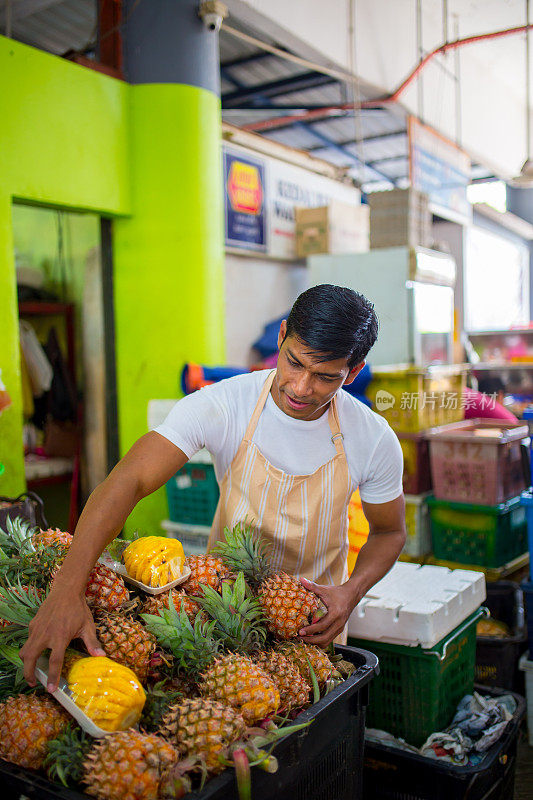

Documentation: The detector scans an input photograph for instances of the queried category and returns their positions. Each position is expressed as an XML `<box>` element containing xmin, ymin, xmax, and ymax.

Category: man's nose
<box><xmin>293</xmin><ymin>372</ymin><xmax>312</xmax><ymax>397</ymax></box>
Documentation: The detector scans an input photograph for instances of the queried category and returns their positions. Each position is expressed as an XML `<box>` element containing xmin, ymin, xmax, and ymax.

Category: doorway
<box><xmin>12</xmin><ymin>203</ymin><xmax>117</xmax><ymax>531</ymax></box>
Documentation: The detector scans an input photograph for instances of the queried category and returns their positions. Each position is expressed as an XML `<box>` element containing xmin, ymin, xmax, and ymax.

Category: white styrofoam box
<box><xmin>347</xmin><ymin>561</ymin><xmax>486</xmax><ymax>648</ymax></box>
<box><xmin>161</xmin><ymin>519</ymin><xmax>210</xmax><ymax>555</ymax></box>
<box><xmin>519</xmin><ymin>652</ymin><xmax>533</xmax><ymax>746</ymax></box>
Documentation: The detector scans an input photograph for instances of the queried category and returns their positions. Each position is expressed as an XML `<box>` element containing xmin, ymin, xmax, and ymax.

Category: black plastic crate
<box><xmin>475</xmin><ymin>581</ymin><xmax>528</xmax><ymax>692</ymax></box>
<box><xmin>0</xmin><ymin>645</ymin><xmax>378</xmax><ymax>800</ymax></box>
<box><xmin>362</xmin><ymin>685</ymin><xmax>526</xmax><ymax>800</ymax></box>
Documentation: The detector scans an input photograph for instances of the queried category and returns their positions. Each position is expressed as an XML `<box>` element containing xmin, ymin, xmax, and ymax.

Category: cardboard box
<box><xmin>295</xmin><ymin>202</ymin><xmax>369</xmax><ymax>258</ymax></box>
<box><xmin>369</xmin><ymin>188</ymin><xmax>432</xmax><ymax>249</ymax></box>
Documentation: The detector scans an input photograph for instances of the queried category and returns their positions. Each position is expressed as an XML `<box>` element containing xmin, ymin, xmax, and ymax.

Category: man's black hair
<box><xmin>284</xmin><ymin>284</ymin><xmax>378</xmax><ymax>369</ymax></box>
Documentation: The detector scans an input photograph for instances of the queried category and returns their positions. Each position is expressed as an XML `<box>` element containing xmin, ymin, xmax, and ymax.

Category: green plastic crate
<box><xmin>428</xmin><ymin>495</ymin><xmax>527</xmax><ymax>568</ymax></box>
<box><xmin>348</xmin><ymin>608</ymin><xmax>483</xmax><ymax>747</ymax></box>
<box><xmin>165</xmin><ymin>462</ymin><xmax>219</xmax><ymax>527</ymax></box>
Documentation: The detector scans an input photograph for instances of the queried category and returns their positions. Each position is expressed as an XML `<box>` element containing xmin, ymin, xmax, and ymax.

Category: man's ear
<box><xmin>277</xmin><ymin>320</ymin><xmax>287</xmax><ymax>350</ymax></box>
<box><xmin>344</xmin><ymin>361</ymin><xmax>366</xmax><ymax>386</ymax></box>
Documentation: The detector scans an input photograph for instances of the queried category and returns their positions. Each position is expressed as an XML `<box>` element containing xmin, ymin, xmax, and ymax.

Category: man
<box><xmin>21</xmin><ymin>284</ymin><xmax>406</xmax><ymax>692</ymax></box>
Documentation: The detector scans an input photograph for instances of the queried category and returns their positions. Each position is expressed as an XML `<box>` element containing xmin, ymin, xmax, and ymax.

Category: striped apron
<box><xmin>208</xmin><ymin>370</ymin><xmax>353</xmax><ymax>642</ymax></box>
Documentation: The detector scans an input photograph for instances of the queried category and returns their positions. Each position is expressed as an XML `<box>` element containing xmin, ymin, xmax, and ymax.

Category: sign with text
<box><xmin>224</xmin><ymin>149</ymin><xmax>266</xmax><ymax>252</ymax></box>
<box><xmin>409</xmin><ymin>117</ymin><xmax>471</xmax><ymax>225</ymax></box>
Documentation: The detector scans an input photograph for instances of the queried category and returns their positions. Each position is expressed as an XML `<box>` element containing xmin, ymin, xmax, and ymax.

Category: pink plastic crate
<box><xmin>426</xmin><ymin>419</ymin><xmax>529</xmax><ymax>505</ymax></box>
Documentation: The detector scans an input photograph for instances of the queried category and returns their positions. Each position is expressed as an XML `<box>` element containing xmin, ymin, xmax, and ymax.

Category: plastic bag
<box><xmin>19</xmin><ymin>321</ymin><xmax>53</xmax><ymax>397</ymax></box>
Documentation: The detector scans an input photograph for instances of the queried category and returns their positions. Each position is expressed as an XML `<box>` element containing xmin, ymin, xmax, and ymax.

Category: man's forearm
<box><xmin>345</xmin><ymin>529</ymin><xmax>405</xmax><ymax>603</ymax></box>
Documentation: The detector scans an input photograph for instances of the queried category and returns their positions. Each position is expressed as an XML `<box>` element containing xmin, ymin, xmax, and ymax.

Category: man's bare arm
<box><xmin>20</xmin><ymin>431</ymin><xmax>188</xmax><ymax>690</ymax></box>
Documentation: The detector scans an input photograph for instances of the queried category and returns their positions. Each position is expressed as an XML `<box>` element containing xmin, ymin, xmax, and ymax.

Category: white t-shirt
<box><xmin>154</xmin><ymin>370</ymin><xmax>403</xmax><ymax>504</ymax></box>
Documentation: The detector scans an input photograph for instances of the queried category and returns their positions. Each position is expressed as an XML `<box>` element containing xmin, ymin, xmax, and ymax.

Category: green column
<box><xmin>114</xmin><ymin>1</ymin><xmax>225</xmax><ymax>536</ymax></box>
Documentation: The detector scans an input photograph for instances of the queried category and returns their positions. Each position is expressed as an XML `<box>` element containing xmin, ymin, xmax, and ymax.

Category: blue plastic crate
<box><xmin>520</xmin><ymin>489</ymin><xmax>533</xmax><ymax>579</ymax></box>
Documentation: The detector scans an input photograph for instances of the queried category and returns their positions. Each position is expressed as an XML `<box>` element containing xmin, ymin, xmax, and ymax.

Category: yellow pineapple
<box><xmin>161</xmin><ymin>697</ymin><xmax>246</xmax><ymax>775</ymax></box>
<box><xmin>85</xmin><ymin>563</ymin><xmax>129</xmax><ymax>611</ymax></box>
<box><xmin>0</xmin><ymin>693</ymin><xmax>70</xmax><ymax>769</ymax></box>
<box><xmin>183</xmin><ymin>553</ymin><xmax>233</xmax><ymax>596</ymax></box>
<box><xmin>213</xmin><ymin>523</ymin><xmax>325</xmax><ymax>639</ymax></box>
<box><xmin>83</xmin><ymin>729</ymin><xmax>179</xmax><ymax>800</ymax></box>
<box><xmin>94</xmin><ymin>612</ymin><xmax>156</xmax><ymax>683</ymax></box>
<box><xmin>254</xmin><ymin>649</ymin><xmax>311</xmax><ymax>713</ymax></box>
<box><xmin>123</xmin><ymin>536</ymin><xmax>185</xmax><ymax>587</ymax></box>
<box><xmin>66</xmin><ymin>656</ymin><xmax>146</xmax><ymax>732</ymax></box>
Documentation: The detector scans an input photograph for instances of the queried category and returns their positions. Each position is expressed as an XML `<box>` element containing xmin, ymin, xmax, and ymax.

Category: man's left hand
<box><xmin>298</xmin><ymin>577</ymin><xmax>360</xmax><ymax>646</ymax></box>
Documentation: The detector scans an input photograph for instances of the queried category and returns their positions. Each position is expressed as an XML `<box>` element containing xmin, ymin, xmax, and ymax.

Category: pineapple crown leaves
<box><xmin>212</xmin><ymin>522</ymin><xmax>273</xmax><ymax>588</ymax></box>
<box><xmin>44</xmin><ymin>723</ymin><xmax>92</xmax><ymax>787</ymax></box>
<box><xmin>0</xmin><ymin>516</ymin><xmax>37</xmax><ymax>558</ymax></box>
<box><xmin>0</xmin><ymin>580</ymin><xmax>44</xmax><ymax>644</ymax></box>
<box><xmin>196</xmin><ymin>572</ymin><xmax>268</xmax><ymax>654</ymax></box>
<box><xmin>0</xmin><ymin>642</ymin><xmax>28</xmax><ymax>701</ymax></box>
<box><xmin>142</xmin><ymin>597</ymin><xmax>221</xmax><ymax>675</ymax></box>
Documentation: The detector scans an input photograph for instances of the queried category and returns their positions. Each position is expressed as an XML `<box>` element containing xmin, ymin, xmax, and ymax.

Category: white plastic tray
<box><xmin>98</xmin><ymin>549</ymin><xmax>191</xmax><ymax>595</ymax></box>
<box><xmin>347</xmin><ymin>561</ymin><xmax>486</xmax><ymax>648</ymax></box>
<box><xmin>35</xmin><ymin>655</ymin><xmax>110</xmax><ymax>737</ymax></box>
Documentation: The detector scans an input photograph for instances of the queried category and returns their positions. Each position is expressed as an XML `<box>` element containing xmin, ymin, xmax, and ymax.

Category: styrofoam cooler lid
<box><xmin>348</xmin><ymin>561</ymin><xmax>486</xmax><ymax>648</ymax></box>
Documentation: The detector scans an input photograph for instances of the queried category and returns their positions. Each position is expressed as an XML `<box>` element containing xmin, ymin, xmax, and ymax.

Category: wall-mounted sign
<box><xmin>409</xmin><ymin>117</ymin><xmax>471</xmax><ymax>225</ymax></box>
<box><xmin>224</xmin><ymin>149</ymin><xmax>266</xmax><ymax>252</ymax></box>
<box><xmin>223</xmin><ymin>143</ymin><xmax>361</xmax><ymax>259</ymax></box>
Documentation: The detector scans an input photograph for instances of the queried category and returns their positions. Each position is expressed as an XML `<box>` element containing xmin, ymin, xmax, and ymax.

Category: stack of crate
<box><xmin>368</xmin><ymin>364</ymin><xmax>468</xmax><ymax>559</ymax></box>
<box><xmin>368</xmin><ymin>188</ymin><xmax>432</xmax><ymax>249</ymax></box>
<box><xmin>425</xmin><ymin>420</ymin><xmax>530</xmax><ymax>577</ymax></box>
<box><xmin>347</xmin><ymin>561</ymin><xmax>486</xmax><ymax>745</ymax></box>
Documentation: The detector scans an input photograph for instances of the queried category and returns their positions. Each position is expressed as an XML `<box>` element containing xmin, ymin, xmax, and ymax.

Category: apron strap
<box><xmin>245</xmin><ymin>370</ymin><xmax>346</xmax><ymax>458</ymax></box>
<box><xmin>328</xmin><ymin>394</ymin><xmax>346</xmax><ymax>457</ymax></box>
<box><xmin>243</xmin><ymin>370</ymin><xmax>276</xmax><ymax>443</ymax></box>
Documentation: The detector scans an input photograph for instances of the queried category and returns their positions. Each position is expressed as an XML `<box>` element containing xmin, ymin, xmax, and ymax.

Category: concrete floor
<box><xmin>515</xmin><ymin>729</ymin><xmax>533</xmax><ymax>800</ymax></box>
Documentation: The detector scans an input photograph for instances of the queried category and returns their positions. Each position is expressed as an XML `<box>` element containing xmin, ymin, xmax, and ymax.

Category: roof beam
<box><xmin>222</xmin><ymin>71</ymin><xmax>337</xmax><ymax>108</ymax></box>
<box><xmin>306</xmin><ymin>129</ymin><xmax>407</xmax><ymax>151</ymax></box>
<box><xmin>293</xmin><ymin>122</ymin><xmax>395</xmax><ymax>186</ymax></box>
<box><xmin>221</xmin><ymin>50</ymin><xmax>276</xmax><ymax>70</ymax></box>
<box><xmin>0</xmin><ymin>0</ymin><xmax>63</xmax><ymax>24</ymax></box>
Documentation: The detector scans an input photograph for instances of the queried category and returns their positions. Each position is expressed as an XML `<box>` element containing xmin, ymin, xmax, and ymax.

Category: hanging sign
<box><xmin>409</xmin><ymin>117</ymin><xmax>471</xmax><ymax>224</ymax></box>
<box><xmin>224</xmin><ymin>148</ymin><xmax>267</xmax><ymax>252</ymax></box>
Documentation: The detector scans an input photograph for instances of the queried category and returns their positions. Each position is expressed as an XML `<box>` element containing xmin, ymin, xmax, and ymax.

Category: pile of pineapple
<box><xmin>0</xmin><ymin>518</ymin><xmax>354</xmax><ymax>800</ymax></box>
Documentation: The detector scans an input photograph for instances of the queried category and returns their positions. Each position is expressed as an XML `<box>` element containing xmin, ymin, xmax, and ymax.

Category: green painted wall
<box><xmin>0</xmin><ymin>35</ymin><xmax>225</xmax><ymax>536</ymax></box>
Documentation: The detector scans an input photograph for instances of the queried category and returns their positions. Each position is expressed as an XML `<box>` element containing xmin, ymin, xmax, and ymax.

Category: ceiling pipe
<box><xmin>242</xmin><ymin>23</ymin><xmax>533</xmax><ymax>133</ymax></box>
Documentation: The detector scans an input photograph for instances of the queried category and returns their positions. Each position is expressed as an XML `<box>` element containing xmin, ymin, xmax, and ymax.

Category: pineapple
<box><xmin>32</xmin><ymin>527</ymin><xmax>73</xmax><ymax>550</ymax></box>
<box><xmin>183</xmin><ymin>553</ymin><xmax>233</xmax><ymax>596</ymax></box>
<box><xmin>254</xmin><ymin>649</ymin><xmax>310</xmax><ymax>713</ymax></box>
<box><xmin>276</xmin><ymin>640</ymin><xmax>338</xmax><ymax>688</ymax></box>
<box><xmin>82</xmin><ymin>729</ymin><xmax>179</xmax><ymax>800</ymax></box>
<box><xmin>44</xmin><ymin>723</ymin><xmax>91</xmax><ymax>787</ymax></box>
<box><xmin>141</xmin><ymin>589</ymin><xmax>203</xmax><ymax>625</ymax></box>
<box><xmin>143</xmin><ymin>604</ymin><xmax>279</xmax><ymax>725</ymax></box>
<box><xmin>161</xmin><ymin>697</ymin><xmax>246</xmax><ymax>775</ymax></box>
<box><xmin>123</xmin><ymin>536</ymin><xmax>185</xmax><ymax>587</ymax></box>
<box><xmin>85</xmin><ymin>563</ymin><xmax>129</xmax><ymax>611</ymax></box>
<box><xmin>94</xmin><ymin>611</ymin><xmax>156</xmax><ymax>682</ymax></box>
<box><xmin>66</xmin><ymin>656</ymin><xmax>146</xmax><ymax>732</ymax></box>
<box><xmin>0</xmin><ymin>693</ymin><xmax>70</xmax><ymax>769</ymax></box>
<box><xmin>213</xmin><ymin>522</ymin><xmax>325</xmax><ymax>639</ymax></box>
<box><xmin>199</xmin><ymin>653</ymin><xmax>280</xmax><ymax>724</ymax></box>
<box><xmin>0</xmin><ymin>517</ymin><xmax>64</xmax><ymax>589</ymax></box>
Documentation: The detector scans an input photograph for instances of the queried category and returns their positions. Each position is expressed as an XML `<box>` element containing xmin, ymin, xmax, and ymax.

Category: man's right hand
<box><xmin>19</xmin><ymin>588</ymin><xmax>105</xmax><ymax>692</ymax></box>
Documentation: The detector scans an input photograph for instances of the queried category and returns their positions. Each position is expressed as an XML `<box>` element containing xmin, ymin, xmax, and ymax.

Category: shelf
<box><xmin>472</xmin><ymin>362</ymin><xmax>533</xmax><ymax>371</ymax></box>
<box><xmin>19</xmin><ymin>301</ymin><xmax>72</xmax><ymax>316</ymax></box>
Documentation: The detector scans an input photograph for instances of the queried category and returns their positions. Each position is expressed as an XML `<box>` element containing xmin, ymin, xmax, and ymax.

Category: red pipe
<box><xmin>243</xmin><ymin>24</ymin><xmax>533</xmax><ymax>133</ymax></box>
